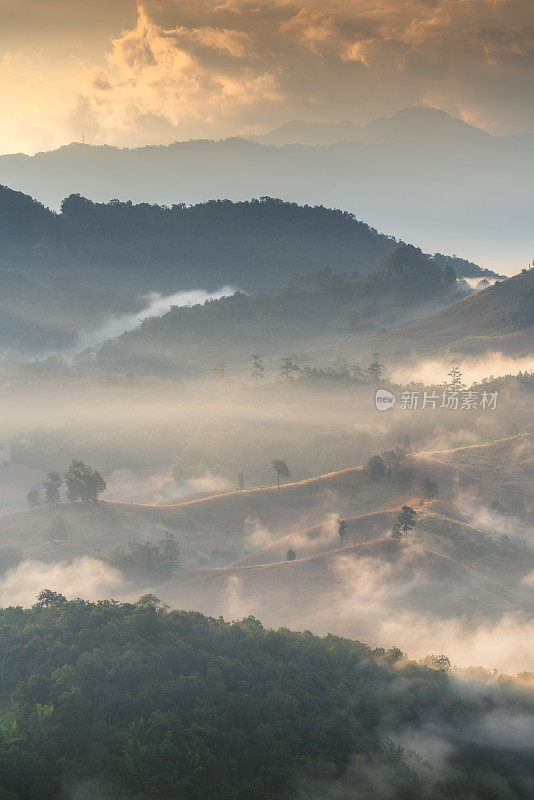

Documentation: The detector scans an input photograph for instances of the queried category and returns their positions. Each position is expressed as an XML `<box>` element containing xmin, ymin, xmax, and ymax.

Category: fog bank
<box><xmin>76</xmin><ymin>286</ymin><xmax>236</xmax><ymax>353</ymax></box>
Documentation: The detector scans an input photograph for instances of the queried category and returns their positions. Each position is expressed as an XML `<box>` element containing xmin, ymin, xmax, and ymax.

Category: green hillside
<box><xmin>0</xmin><ymin>186</ymin><xmax>486</xmax><ymax>293</ymax></box>
<box><xmin>371</xmin><ymin>269</ymin><xmax>534</xmax><ymax>359</ymax></box>
<box><xmin>93</xmin><ymin>262</ymin><xmax>533</xmax><ymax>379</ymax></box>
<box><xmin>1</xmin><ymin>598</ymin><xmax>533</xmax><ymax>800</ymax></box>
<box><xmin>0</xmin><ymin>189</ymin><xmax>394</xmax><ymax>291</ymax></box>
<box><xmin>94</xmin><ymin>246</ymin><xmax>462</xmax><ymax>376</ymax></box>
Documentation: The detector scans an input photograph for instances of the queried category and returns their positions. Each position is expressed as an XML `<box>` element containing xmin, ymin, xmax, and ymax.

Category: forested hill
<box><xmin>0</xmin><ymin>595</ymin><xmax>533</xmax><ymax>800</ymax></box>
<box><xmin>0</xmin><ymin>113</ymin><xmax>528</xmax><ymax>268</ymax></box>
<box><xmin>95</xmin><ymin>245</ymin><xmax>465</xmax><ymax>376</ymax></box>
<box><xmin>0</xmin><ymin>187</ymin><xmax>491</xmax><ymax>292</ymax></box>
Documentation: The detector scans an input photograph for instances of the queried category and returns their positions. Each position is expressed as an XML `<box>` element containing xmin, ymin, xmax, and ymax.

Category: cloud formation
<box><xmin>1</xmin><ymin>0</ymin><xmax>534</xmax><ymax>152</ymax></box>
<box><xmin>0</xmin><ymin>557</ymin><xmax>131</xmax><ymax>607</ymax></box>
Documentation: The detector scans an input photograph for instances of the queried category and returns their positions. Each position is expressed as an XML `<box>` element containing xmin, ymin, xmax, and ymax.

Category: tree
<box><xmin>382</xmin><ymin>448</ymin><xmax>405</xmax><ymax>477</ymax></box>
<box><xmin>280</xmin><ymin>356</ymin><xmax>299</xmax><ymax>382</ymax></box>
<box><xmin>251</xmin><ymin>354</ymin><xmax>265</xmax><ymax>384</ymax></box>
<box><xmin>160</xmin><ymin>532</ymin><xmax>180</xmax><ymax>570</ymax></box>
<box><xmin>447</xmin><ymin>365</ymin><xmax>465</xmax><ymax>390</ymax></box>
<box><xmin>237</xmin><ymin>471</ymin><xmax>245</xmax><ymax>490</ymax></box>
<box><xmin>364</xmin><ymin>455</ymin><xmax>386</xmax><ymax>481</ymax></box>
<box><xmin>27</xmin><ymin>489</ymin><xmax>40</xmax><ymax>510</ymax></box>
<box><xmin>421</xmin><ymin>653</ymin><xmax>451</xmax><ymax>671</ymax></box>
<box><xmin>136</xmin><ymin>593</ymin><xmax>163</xmax><ymax>610</ymax></box>
<box><xmin>272</xmin><ymin>459</ymin><xmax>290</xmax><ymax>488</ymax></box>
<box><xmin>0</xmin><ymin>593</ymin><xmax>526</xmax><ymax>798</ymax></box>
<box><xmin>286</xmin><ymin>548</ymin><xmax>296</xmax><ymax>563</ymax></box>
<box><xmin>36</xmin><ymin>589</ymin><xmax>67</xmax><ymax>607</ymax></box>
<box><xmin>366</xmin><ymin>353</ymin><xmax>383</xmax><ymax>382</ymax></box>
<box><xmin>397</xmin><ymin>505</ymin><xmax>417</xmax><ymax>537</ymax></box>
<box><xmin>376</xmin><ymin>244</ymin><xmax>452</xmax><ymax>298</ymax></box>
<box><xmin>128</xmin><ymin>541</ymin><xmax>165</xmax><ymax>573</ymax></box>
<box><xmin>64</xmin><ymin>460</ymin><xmax>106</xmax><ymax>504</ymax></box>
<box><xmin>421</xmin><ymin>477</ymin><xmax>438</xmax><ymax>501</ymax></box>
<box><xmin>43</xmin><ymin>471</ymin><xmax>62</xmax><ymax>505</ymax></box>
<box><xmin>337</xmin><ymin>518</ymin><xmax>348</xmax><ymax>548</ymax></box>
<box><xmin>391</xmin><ymin>522</ymin><xmax>403</xmax><ymax>540</ymax></box>
<box><xmin>94</xmin><ymin>539</ymin><xmax>177</xmax><ymax>579</ymax></box>
<box><xmin>441</xmin><ymin>263</ymin><xmax>457</xmax><ymax>284</ymax></box>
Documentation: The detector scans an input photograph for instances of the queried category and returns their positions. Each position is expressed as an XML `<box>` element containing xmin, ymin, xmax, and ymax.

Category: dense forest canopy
<box><xmin>0</xmin><ymin>270</ymin><xmax>140</xmax><ymax>353</ymax></box>
<box><xmin>0</xmin><ymin>596</ymin><xmax>533</xmax><ymax>800</ymax></box>
<box><xmin>95</xmin><ymin>245</ymin><xmax>464</xmax><ymax>376</ymax></box>
<box><xmin>0</xmin><ymin>187</ymin><xmax>492</xmax><ymax>292</ymax></box>
<box><xmin>0</xmin><ymin>120</ymin><xmax>530</xmax><ymax>271</ymax></box>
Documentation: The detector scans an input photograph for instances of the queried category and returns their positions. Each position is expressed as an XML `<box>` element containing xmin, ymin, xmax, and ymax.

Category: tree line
<box><xmin>93</xmin><ymin>532</ymin><xmax>180</xmax><ymax>579</ymax></box>
<box><xmin>27</xmin><ymin>460</ymin><xmax>106</xmax><ymax>509</ymax></box>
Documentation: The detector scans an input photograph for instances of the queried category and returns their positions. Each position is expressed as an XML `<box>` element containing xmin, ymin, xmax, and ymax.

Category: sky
<box><xmin>0</xmin><ymin>0</ymin><xmax>533</xmax><ymax>154</ymax></box>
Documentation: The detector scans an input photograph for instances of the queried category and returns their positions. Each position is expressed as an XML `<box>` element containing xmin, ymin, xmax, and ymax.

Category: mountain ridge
<box><xmin>244</xmin><ymin>106</ymin><xmax>495</xmax><ymax>147</ymax></box>
<box><xmin>0</xmin><ymin>186</ymin><xmax>493</xmax><ymax>296</ymax></box>
<box><xmin>0</xmin><ymin>110</ymin><xmax>528</xmax><ymax>270</ymax></box>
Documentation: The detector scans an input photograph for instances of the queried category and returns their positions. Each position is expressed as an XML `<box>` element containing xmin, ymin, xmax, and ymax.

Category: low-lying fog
<box><xmin>74</xmin><ymin>285</ymin><xmax>236</xmax><ymax>355</ymax></box>
<box><xmin>0</xmin><ymin>363</ymin><xmax>531</xmax><ymax>511</ymax></box>
<box><xmin>391</xmin><ymin>353</ymin><xmax>534</xmax><ymax>386</ymax></box>
<box><xmin>0</xmin><ymin>354</ymin><xmax>531</xmax><ymax>677</ymax></box>
<box><xmin>1</xmin><ymin>548</ymin><xmax>533</xmax><ymax>674</ymax></box>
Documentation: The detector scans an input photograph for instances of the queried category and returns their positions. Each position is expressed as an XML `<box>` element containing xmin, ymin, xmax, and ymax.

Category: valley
<box><xmin>2</xmin><ymin>6</ymin><xmax>534</xmax><ymax>797</ymax></box>
<box><xmin>2</xmin><ymin>435</ymin><xmax>533</xmax><ymax>669</ymax></box>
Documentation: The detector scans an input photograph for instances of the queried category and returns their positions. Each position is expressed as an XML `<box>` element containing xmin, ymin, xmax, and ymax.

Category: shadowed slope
<box><xmin>365</xmin><ymin>271</ymin><xmax>534</xmax><ymax>360</ymax></box>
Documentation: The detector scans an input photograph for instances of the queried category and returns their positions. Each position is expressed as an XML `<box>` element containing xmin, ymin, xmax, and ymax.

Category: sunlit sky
<box><xmin>1</xmin><ymin>0</ymin><xmax>533</xmax><ymax>154</ymax></box>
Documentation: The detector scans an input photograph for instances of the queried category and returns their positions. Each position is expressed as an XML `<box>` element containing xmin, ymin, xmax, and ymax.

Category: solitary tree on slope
<box><xmin>272</xmin><ymin>459</ymin><xmax>290</xmax><ymax>489</ymax></box>
<box><xmin>421</xmin><ymin>477</ymin><xmax>438</xmax><ymax>501</ymax></box>
<box><xmin>398</xmin><ymin>505</ymin><xmax>417</xmax><ymax>538</ymax></box>
<box><xmin>27</xmin><ymin>489</ymin><xmax>40</xmax><ymax>511</ymax></box>
<box><xmin>338</xmin><ymin>518</ymin><xmax>348</xmax><ymax>548</ymax></box>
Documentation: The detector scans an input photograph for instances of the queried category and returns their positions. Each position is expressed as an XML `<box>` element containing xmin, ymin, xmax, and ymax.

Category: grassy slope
<box><xmin>177</xmin><ymin>537</ymin><xmax>534</xmax><ymax>628</ymax></box>
<box><xmin>0</xmin><ymin>466</ymin><xmax>395</xmax><ymax>565</ymax></box>
<box><xmin>1</xmin><ymin>436</ymin><xmax>533</xmax><ymax>624</ymax></box>
<box><xmin>329</xmin><ymin>270</ymin><xmax>534</xmax><ymax>365</ymax></box>
<box><xmin>425</xmin><ymin>433</ymin><xmax>534</xmax><ymax>489</ymax></box>
<box><xmin>0</xmin><ymin>445</ymin><xmax>507</xmax><ymax>565</ymax></box>
<box><xmin>385</xmin><ymin>270</ymin><xmax>534</xmax><ymax>357</ymax></box>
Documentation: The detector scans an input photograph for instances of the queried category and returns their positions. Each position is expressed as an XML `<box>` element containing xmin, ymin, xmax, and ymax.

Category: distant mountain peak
<box><xmin>363</xmin><ymin>105</ymin><xmax>493</xmax><ymax>144</ymax></box>
<box><xmin>241</xmin><ymin>106</ymin><xmax>493</xmax><ymax>148</ymax></box>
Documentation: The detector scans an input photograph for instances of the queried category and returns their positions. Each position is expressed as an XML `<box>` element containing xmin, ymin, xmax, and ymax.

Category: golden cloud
<box><xmin>0</xmin><ymin>0</ymin><xmax>533</xmax><ymax>152</ymax></box>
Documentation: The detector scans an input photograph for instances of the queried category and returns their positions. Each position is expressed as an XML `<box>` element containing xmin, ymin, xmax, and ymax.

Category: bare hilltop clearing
<box><xmin>2</xmin><ymin>435</ymin><xmax>532</xmax><ymax>626</ymax></box>
<box><xmin>325</xmin><ymin>270</ymin><xmax>534</xmax><ymax>371</ymax></box>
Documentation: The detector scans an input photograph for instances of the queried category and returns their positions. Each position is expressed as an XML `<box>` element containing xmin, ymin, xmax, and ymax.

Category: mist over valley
<box><xmin>0</xmin><ymin>34</ymin><xmax>533</xmax><ymax>799</ymax></box>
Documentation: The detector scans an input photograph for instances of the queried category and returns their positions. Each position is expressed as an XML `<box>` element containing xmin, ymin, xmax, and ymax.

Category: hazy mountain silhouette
<box><xmin>0</xmin><ymin>107</ymin><xmax>529</xmax><ymax>272</ymax></box>
<box><xmin>93</xmin><ymin>245</ymin><xmax>469</xmax><ymax>377</ymax></box>
<box><xmin>0</xmin><ymin>186</ymin><xmax>492</xmax><ymax>292</ymax></box>
<box><xmin>245</xmin><ymin>119</ymin><xmax>364</xmax><ymax>146</ymax></box>
<box><xmin>245</xmin><ymin>106</ymin><xmax>493</xmax><ymax>147</ymax></box>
